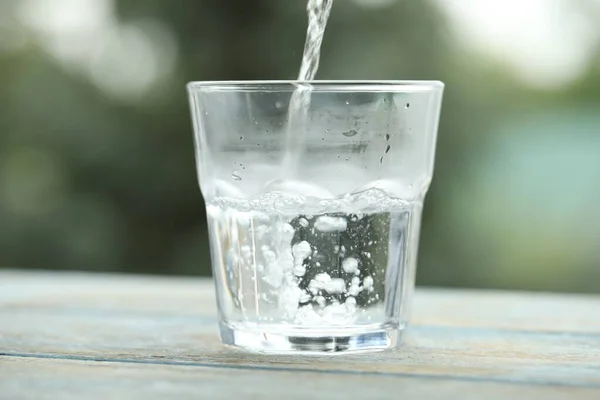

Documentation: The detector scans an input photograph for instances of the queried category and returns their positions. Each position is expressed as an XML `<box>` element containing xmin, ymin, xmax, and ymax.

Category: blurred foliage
<box><xmin>0</xmin><ymin>0</ymin><xmax>599</xmax><ymax>293</ymax></box>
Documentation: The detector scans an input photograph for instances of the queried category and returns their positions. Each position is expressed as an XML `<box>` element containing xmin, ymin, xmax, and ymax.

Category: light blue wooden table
<box><xmin>1</xmin><ymin>269</ymin><xmax>599</xmax><ymax>399</ymax></box>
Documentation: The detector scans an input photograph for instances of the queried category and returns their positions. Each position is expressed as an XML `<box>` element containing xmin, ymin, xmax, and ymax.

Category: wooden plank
<box><xmin>1</xmin><ymin>356</ymin><xmax>597</xmax><ymax>400</ymax></box>
<box><xmin>2</xmin><ymin>269</ymin><xmax>600</xmax><ymax>332</ymax></box>
<box><xmin>0</xmin><ymin>269</ymin><xmax>216</xmax><ymax>314</ymax></box>
<box><xmin>1</xmin><ymin>269</ymin><xmax>600</xmax><ymax>399</ymax></box>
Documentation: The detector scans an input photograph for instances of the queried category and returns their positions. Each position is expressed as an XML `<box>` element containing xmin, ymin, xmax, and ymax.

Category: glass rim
<box><xmin>187</xmin><ymin>80</ymin><xmax>444</xmax><ymax>93</ymax></box>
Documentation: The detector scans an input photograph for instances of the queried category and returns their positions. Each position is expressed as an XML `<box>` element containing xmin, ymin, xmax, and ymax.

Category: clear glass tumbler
<box><xmin>187</xmin><ymin>81</ymin><xmax>444</xmax><ymax>353</ymax></box>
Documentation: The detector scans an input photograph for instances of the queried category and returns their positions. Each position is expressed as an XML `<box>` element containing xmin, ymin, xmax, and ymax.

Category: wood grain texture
<box><xmin>1</xmin><ymin>269</ymin><xmax>600</xmax><ymax>399</ymax></box>
<box><xmin>2</xmin><ymin>357</ymin><xmax>598</xmax><ymax>400</ymax></box>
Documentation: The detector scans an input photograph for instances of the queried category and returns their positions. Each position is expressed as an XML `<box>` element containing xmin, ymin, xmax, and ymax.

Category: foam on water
<box><xmin>210</xmin><ymin>187</ymin><xmax>411</xmax><ymax>215</ymax></box>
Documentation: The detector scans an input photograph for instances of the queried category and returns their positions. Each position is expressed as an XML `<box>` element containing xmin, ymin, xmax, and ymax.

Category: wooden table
<box><xmin>1</xmin><ymin>269</ymin><xmax>599</xmax><ymax>399</ymax></box>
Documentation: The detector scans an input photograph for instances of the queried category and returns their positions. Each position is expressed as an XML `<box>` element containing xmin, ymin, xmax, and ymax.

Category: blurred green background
<box><xmin>1</xmin><ymin>0</ymin><xmax>599</xmax><ymax>293</ymax></box>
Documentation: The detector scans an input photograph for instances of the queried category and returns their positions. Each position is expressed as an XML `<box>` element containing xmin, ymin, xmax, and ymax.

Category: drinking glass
<box><xmin>187</xmin><ymin>81</ymin><xmax>444</xmax><ymax>353</ymax></box>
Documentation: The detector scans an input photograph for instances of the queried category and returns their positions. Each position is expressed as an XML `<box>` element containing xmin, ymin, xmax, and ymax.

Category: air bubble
<box><xmin>232</xmin><ymin>171</ymin><xmax>242</xmax><ymax>181</ymax></box>
<box><xmin>298</xmin><ymin>218</ymin><xmax>309</xmax><ymax>228</ymax></box>
<box><xmin>342</xmin><ymin>129</ymin><xmax>358</xmax><ymax>137</ymax></box>
<box><xmin>385</xmin><ymin>134</ymin><xmax>390</xmax><ymax>141</ymax></box>
<box><xmin>380</xmin><ymin>156</ymin><xmax>384</xmax><ymax>164</ymax></box>
<box><xmin>405</xmin><ymin>103</ymin><xmax>410</xmax><ymax>109</ymax></box>
<box><xmin>240</xmin><ymin>136</ymin><xmax>244</xmax><ymax>140</ymax></box>
<box><xmin>385</xmin><ymin>144</ymin><xmax>391</xmax><ymax>154</ymax></box>
<box><xmin>345</xmin><ymin>101</ymin><xmax>350</xmax><ymax>105</ymax></box>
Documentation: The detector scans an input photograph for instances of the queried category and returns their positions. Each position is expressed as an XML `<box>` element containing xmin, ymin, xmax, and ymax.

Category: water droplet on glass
<box><xmin>405</xmin><ymin>103</ymin><xmax>410</xmax><ymax>109</ymax></box>
<box><xmin>384</xmin><ymin>108</ymin><xmax>387</xmax><ymax>112</ymax></box>
<box><xmin>265</xmin><ymin>129</ymin><xmax>269</xmax><ymax>133</ymax></box>
<box><xmin>379</xmin><ymin>156</ymin><xmax>384</xmax><ymax>164</ymax></box>
<box><xmin>275</xmin><ymin>101</ymin><xmax>283</xmax><ymax>109</ymax></box>
<box><xmin>240</xmin><ymin>136</ymin><xmax>244</xmax><ymax>140</ymax></box>
<box><xmin>385</xmin><ymin>134</ymin><xmax>390</xmax><ymax>141</ymax></box>
<box><xmin>326</xmin><ymin>129</ymin><xmax>330</xmax><ymax>133</ymax></box>
<box><xmin>342</xmin><ymin>129</ymin><xmax>358</xmax><ymax>137</ymax></box>
<box><xmin>385</xmin><ymin>144</ymin><xmax>391</xmax><ymax>154</ymax></box>
<box><xmin>345</xmin><ymin>101</ymin><xmax>350</xmax><ymax>105</ymax></box>
<box><xmin>337</xmin><ymin>155</ymin><xmax>340</xmax><ymax>159</ymax></box>
<box><xmin>383</xmin><ymin>98</ymin><xmax>387</xmax><ymax>103</ymax></box>
<box><xmin>345</xmin><ymin>157</ymin><xmax>349</xmax><ymax>161</ymax></box>
<box><xmin>232</xmin><ymin>171</ymin><xmax>242</xmax><ymax>181</ymax></box>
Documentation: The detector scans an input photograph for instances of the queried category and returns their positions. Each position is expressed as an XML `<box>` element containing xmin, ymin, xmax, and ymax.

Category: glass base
<box><xmin>219</xmin><ymin>322</ymin><xmax>401</xmax><ymax>354</ymax></box>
